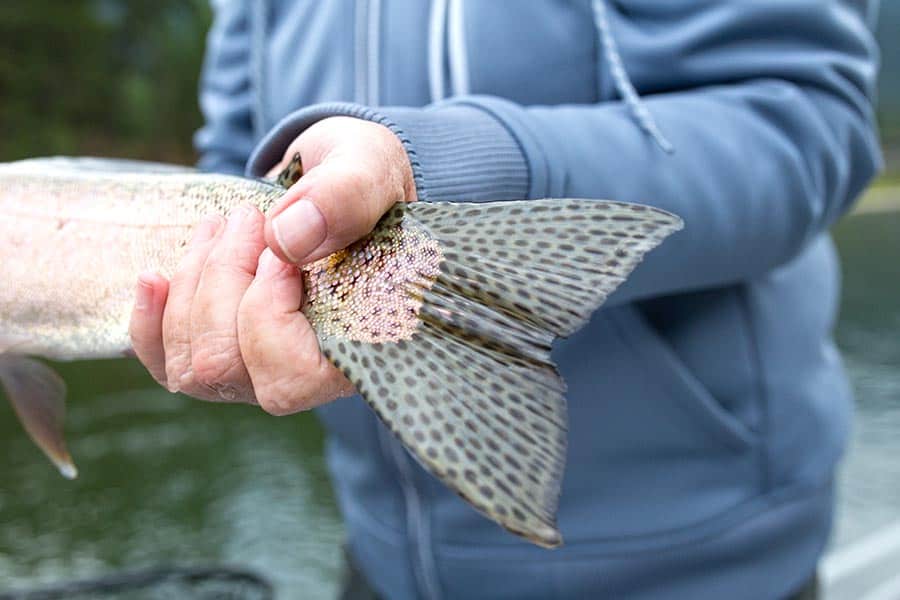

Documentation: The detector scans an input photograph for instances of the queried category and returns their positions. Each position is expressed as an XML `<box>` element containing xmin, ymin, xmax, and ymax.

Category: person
<box><xmin>127</xmin><ymin>1</ymin><xmax>882</xmax><ymax>598</ymax></box>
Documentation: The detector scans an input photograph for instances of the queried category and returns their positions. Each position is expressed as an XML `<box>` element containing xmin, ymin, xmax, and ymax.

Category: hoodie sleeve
<box><xmin>247</xmin><ymin>1</ymin><xmax>882</xmax><ymax>305</ymax></box>
<box><xmin>193</xmin><ymin>1</ymin><xmax>257</xmax><ymax>176</ymax></box>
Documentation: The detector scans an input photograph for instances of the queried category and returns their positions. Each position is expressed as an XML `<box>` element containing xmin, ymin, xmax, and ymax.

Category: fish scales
<box><xmin>302</xmin><ymin>208</ymin><xmax>444</xmax><ymax>343</ymax></box>
<box><xmin>0</xmin><ymin>156</ymin><xmax>683</xmax><ymax>548</ymax></box>
<box><xmin>0</xmin><ymin>165</ymin><xmax>283</xmax><ymax>359</ymax></box>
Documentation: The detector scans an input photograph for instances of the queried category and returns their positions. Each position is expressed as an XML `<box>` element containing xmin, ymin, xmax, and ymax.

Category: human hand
<box><xmin>264</xmin><ymin>116</ymin><xmax>417</xmax><ymax>264</ymax></box>
<box><xmin>128</xmin><ymin>116</ymin><xmax>416</xmax><ymax>414</ymax></box>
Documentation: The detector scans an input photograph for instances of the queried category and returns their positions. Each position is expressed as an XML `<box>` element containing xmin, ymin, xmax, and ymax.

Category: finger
<box><xmin>189</xmin><ymin>205</ymin><xmax>266</xmax><ymax>403</ymax></box>
<box><xmin>264</xmin><ymin>161</ymin><xmax>385</xmax><ymax>265</ymax></box>
<box><xmin>162</xmin><ymin>214</ymin><xmax>223</xmax><ymax>396</ymax></box>
<box><xmin>129</xmin><ymin>272</ymin><xmax>170</xmax><ymax>386</ymax></box>
<box><xmin>238</xmin><ymin>249</ymin><xmax>353</xmax><ymax>416</ymax></box>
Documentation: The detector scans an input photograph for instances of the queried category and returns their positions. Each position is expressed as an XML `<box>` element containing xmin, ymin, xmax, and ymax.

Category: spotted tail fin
<box><xmin>319</xmin><ymin>198</ymin><xmax>682</xmax><ymax>547</ymax></box>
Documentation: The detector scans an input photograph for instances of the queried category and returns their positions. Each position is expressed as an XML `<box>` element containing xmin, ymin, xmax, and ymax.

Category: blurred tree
<box><xmin>0</xmin><ymin>0</ymin><xmax>211</xmax><ymax>163</ymax></box>
<box><xmin>0</xmin><ymin>2</ymin><xmax>896</xmax><ymax>168</ymax></box>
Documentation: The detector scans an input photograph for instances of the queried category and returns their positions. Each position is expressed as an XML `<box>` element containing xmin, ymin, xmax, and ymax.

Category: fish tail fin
<box><xmin>320</xmin><ymin>198</ymin><xmax>682</xmax><ymax>547</ymax></box>
<box><xmin>0</xmin><ymin>356</ymin><xmax>77</xmax><ymax>479</ymax></box>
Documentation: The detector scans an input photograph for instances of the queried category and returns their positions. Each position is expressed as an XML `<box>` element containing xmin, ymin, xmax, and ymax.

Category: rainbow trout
<box><xmin>0</xmin><ymin>155</ymin><xmax>682</xmax><ymax>547</ymax></box>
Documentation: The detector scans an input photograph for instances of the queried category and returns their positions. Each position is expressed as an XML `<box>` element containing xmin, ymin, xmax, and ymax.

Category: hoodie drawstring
<box><xmin>355</xmin><ymin>0</ymin><xmax>382</xmax><ymax>106</ymax></box>
<box><xmin>447</xmin><ymin>0</ymin><xmax>471</xmax><ymax>96</ymax></box>
<box><xmin>427</xmin><ymin>0</ymin><xmax>674</xmax><ymax>153</ymax></box>
<box><xmin>429</xmin><ymin>0</ymin><xmax>470</xmax><ymax>100</ymax></box>
<box><xmin>428</xmin><ymin>0</ymin><xmax>448</xmax><ymax>102</ymax></box>
<box><xmin>592</xmin><ymin>0</ymin><xmax>674</xmax><ymax>153</ymax></box>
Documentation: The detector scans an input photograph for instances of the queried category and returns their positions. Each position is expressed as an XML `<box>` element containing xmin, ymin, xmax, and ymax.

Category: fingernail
<box><xmin>135</xmin><ymin>273</ymin><xmax>155</xmax><ymax>310</ymax></box>
<box><xmin>192</xmin><ymin>215</ymin><xmax>222</xmax><ymax>245</ymax></box>
<box><xmin>226</xmin><ymin>205</ymin><xmax>253</xmax><ymax>234</ymax></box>
<box><xmin>256</xmin><ymin>248</ymin><xmax>281</xmax><ymax>278</ymax></box>
<box><xmin>271</xmin><ymin>199</ymin><xmax>326</xmax><ymax>263</ymax></box>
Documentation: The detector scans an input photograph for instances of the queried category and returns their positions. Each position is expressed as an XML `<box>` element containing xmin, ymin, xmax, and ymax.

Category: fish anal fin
<box><xmin>0</xmin><ymin>356</ymin><xmax>77</xmax><ymax>479</ymax></box>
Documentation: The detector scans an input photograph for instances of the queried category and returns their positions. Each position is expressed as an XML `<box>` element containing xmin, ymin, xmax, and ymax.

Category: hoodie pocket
<box><xmin>611</xmin><ymin>304</ymin><xmax>759</xmax><ymax>452</ymax></box>
<box><xmin>534</xmin><ymin>301</ymin><xmax>767</xmax><ymax>546</ymax></box>
<box><xmin>430</xmin><ymin>298</ymin><xmax>768</xmax><ymax>548</ymax></box>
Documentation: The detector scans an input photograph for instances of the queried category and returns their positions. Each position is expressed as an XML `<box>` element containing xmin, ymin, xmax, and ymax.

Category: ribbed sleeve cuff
<box><xmin>246</xmin><ymin>101</ymin><xmax>529</xmax><ymax>203</ymax></box>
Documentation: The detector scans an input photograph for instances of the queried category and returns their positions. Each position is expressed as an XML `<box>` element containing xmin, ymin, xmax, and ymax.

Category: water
<box><xmin>831</xmin><ymin>208</ymin><xmax>900</xmax><ymax>547</ymax></box>
<box><xmin>0</xmin><ymin>207</ymin><xmax>897</xmax><ymax>599</ymax></box>
<box><xmin>0</xmin><ymin>363</ymin><xmax>346</xmax><ymax>598</ymax></box>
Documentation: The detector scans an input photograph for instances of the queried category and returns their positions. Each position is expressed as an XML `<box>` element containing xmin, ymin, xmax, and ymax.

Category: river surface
<box><xmin>0</xmin><ymin>206</ymin><xmax>897</xmax><ymax>599</ymax></box>
<box><xmin>831</xmin><ymin>207</ymin><xmax>900</xmax><ymax>547</ymax></box>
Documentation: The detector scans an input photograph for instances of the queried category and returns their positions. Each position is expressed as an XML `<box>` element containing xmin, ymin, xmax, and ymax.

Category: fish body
<box><xmin>0</xmin><ymin>156</ymin><xmax>683</xmax><ymax>547</ymax></box>
<box><xmin>0</xmin><ymin>159</ymin><xmax>283</xmax><ymax>359</ymax></box>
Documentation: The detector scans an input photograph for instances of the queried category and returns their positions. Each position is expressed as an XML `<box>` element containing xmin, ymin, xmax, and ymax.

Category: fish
<box><xmin>0</xmin><ymin>154</ymin><xmax>683</xmax><ymax>548</ymax></box>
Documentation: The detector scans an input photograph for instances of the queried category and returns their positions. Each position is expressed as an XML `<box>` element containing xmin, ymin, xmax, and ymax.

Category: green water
<box><xmin>0</xmin><ymin>210</ymin><xmax>897</xmax><ymax>599</ymax></box>
<box><xmin>0</xmin><ymin>362</ymin><xmax>345</xmax><ymax>598</ymax></box>
<box><xmin>832</xmin><ymin>209</ymin><xmax>900</xmax><ymax>547</ymax></box>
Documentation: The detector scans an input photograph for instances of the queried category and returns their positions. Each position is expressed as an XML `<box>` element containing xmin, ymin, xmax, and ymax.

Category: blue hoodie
<box><xmin>195</xmin><ymin>2</ymin><xmax>882</xmax><ymax>598</ymax></box>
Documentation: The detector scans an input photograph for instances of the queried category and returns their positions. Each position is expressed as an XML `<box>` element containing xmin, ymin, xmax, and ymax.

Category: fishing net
<box><xmin>0</xmin><ymin>566</ymin><xmax>274</xmax><ymax>600</ymax></box>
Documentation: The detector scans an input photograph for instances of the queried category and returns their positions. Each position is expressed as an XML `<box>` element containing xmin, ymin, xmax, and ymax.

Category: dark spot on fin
<box><xmin>407</xmin><ymin>198</ymin><xmax>683</xmax><ymax>337</ymax></box>
<box><xmin>320</xmin><ymin>333</ymin><xmax>566</xmax><ymax>549</ymax></box>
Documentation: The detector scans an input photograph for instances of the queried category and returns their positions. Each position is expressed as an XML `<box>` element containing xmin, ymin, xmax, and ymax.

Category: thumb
<box><xmin>264</xmin><ymin>162</ymin><xmax>391</xmax><ymax>265</ymax></box>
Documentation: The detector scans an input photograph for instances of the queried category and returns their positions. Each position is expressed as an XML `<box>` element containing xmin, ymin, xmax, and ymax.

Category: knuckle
<box><xmin>256</xmin><ymin>378</ymin><xmax>315</xmax><ymax>416</ymax></box>
<box><xmin>255</xmin><ymin>390</ymin><xmax>292</xmax><ymax>416</ymax></box>
<box><xmin>257</xmin><ymin>400</ymin><xmax>288</xmax><ymax>416</ymax></box>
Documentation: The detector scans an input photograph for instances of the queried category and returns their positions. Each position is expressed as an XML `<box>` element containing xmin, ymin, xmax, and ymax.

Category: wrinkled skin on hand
<box><xmin>129</xmin><ymin>117</ymin><xmax>417</xmax><ymax>415</ymax></box>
